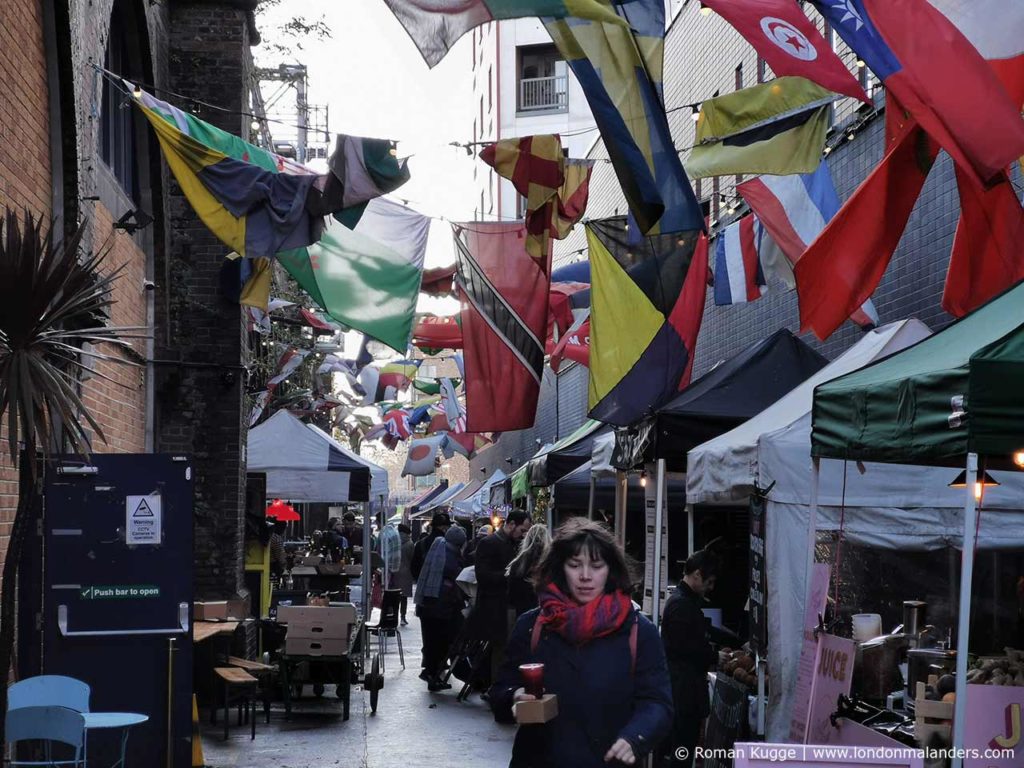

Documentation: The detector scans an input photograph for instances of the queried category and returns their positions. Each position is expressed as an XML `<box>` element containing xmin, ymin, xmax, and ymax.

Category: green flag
<box><xmin>278</xmin><ymin>198</ymin><xmax>429</xmax><ymax>353</ymax></box>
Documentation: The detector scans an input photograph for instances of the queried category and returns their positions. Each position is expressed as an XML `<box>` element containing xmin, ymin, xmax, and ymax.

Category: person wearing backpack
<box><xmin>489</xmin><ymin>518</ymin><xmax>673</xmax><ymax>767</ymax></box>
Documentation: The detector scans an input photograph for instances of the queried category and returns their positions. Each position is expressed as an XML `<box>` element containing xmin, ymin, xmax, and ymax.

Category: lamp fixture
<box><xmin>949</xmin><ymin>469</ymin><xmax>999</xmax><ymax>501</ymax></box>
<box><xmin>112</xmin><ymin>208</ymin><xmax>153</xmax><ymax>235</ymax></box>
<box><xmin>1014</xmin><ymin>450</ymin><xmax>1024</xmax><ymax>468</ymax></box>
<box><xmin>691</xmin><ymin>105</ymin><xmax>701</xmax><ymax>121</ymax></box>
<box><xmin>640</xmin><ymin>470</ymin><xmax>647</xmax><ymax>488</ymax></box>
<box><xmin>699</xmin><ymin>4</ymin><xmax>713</xmax><ymax>16</ymax></box>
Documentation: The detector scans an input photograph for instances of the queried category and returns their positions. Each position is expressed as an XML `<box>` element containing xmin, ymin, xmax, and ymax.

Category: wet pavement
<box><xmin>201</xmin><ymin>617</ymin><xmax>514</xmax><ymax>768</ymax></box>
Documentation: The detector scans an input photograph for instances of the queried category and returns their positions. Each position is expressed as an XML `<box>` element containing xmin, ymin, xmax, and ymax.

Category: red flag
<box><xmin>811</xmin><ymin>0</ymin><xmax>1024</xmax><ymax>187</ymax></box>
<box><xmin>420</xmin><ymin>264</ymin><xmax>456</xmax><ymax>296</ymax></box>
<box><xmin>455</xmin><ymin>222</ymin><xmax>551</xmax><ymax>432</ymax></box>
<box><xmin>412</xmin><ymin>315</ymin><xmax>463</xmax><ymax>350</ymax></box>
<box><xmin>667</xmin><ymin>232</ymin><xmax>710</xmax><ymax>388</ymax></box>
<box><xmin>795</xmin><ymin>100</ymin><xmax>939</xmax><ymax>340</ymax></box>
<box><xmin>702</xmin><ymin>0</ymin><xmax>868</xmax><ymax>103</ymax></box>
<box><xmin>942</xmin><ymin>169</ymin><xmax>1024</xmax><ymax>317</ymax></box>
<box><xmin>548</xmin><ymin>315</ymin><xmax>590</xmax><ymax>373</ymax></box>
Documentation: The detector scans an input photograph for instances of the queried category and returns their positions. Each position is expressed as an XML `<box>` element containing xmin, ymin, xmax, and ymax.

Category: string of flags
<box><xmin>101</xmin><ymin>0</ymin><xmax>1024</xmax><ymax>468</ymax></box>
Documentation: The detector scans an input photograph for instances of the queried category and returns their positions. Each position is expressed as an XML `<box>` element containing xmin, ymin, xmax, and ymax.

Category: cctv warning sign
<box><xmin>126</xmin><ymin>494</ymin><xmax>162</xmax><ymax>545</ymax></box>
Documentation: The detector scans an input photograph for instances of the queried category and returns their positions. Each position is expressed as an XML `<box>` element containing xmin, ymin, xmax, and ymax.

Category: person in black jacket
<box><xmin>414</xmin><ymin>525</ymin><xmax>467</xmax><ymax>691</ymax></box>
<box><xmin>412</xmin><ymin>512</ymin><xmax>451</xmax><ymax>581</ymax></box>
<box><xmin>490</xmin><ymin>518</ymin><xmax>673</xmax><ymax>767</ymax></box>
<box><xmin>661</xmin><ymin>549</ymin><xmax>721</xmax><ymax>767</ymax></box>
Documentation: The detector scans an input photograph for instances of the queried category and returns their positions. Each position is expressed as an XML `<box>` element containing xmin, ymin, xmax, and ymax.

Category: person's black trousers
<box><xmin>666</xmin><ymin>716</ymin><xmax>700</xmax><ymax>767</ymax></box>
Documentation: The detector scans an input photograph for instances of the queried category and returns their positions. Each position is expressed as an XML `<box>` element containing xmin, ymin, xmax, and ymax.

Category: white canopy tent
<box><xmin>454</xmin><ymin>469</ymin><xmax>506</xmax><ymax>518</ymax></box>
<box><xmin>684</xmin><ymin>320</ymin><xmax>1024</xmax><ymax>740</ymax></box>
<box><xmin>306</xmin><ymin>423</ymin><xmax>388</xmax><ymax>500</ymax></box>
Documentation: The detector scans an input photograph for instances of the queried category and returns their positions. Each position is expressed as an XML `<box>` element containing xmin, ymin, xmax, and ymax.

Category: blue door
<box><xmin>38</xmin><ymin>454</ymin><xmax>193</xmax><ymax>768</ymax></box>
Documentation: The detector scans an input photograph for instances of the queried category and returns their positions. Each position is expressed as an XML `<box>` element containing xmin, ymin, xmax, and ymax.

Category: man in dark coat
<box><xmin>661</xmin><ymin>549</ymin><xmax>721</xmax><ymax>767</ymax></box>
<box><xmin>471</xmin><ymin>509</ymin><xmax>531</xmax><ymax>680</ymax></box>
<box><xmin>412</xmin><ymin>512</ymin><xmax>451</xmax><ymax>581</ymax></box>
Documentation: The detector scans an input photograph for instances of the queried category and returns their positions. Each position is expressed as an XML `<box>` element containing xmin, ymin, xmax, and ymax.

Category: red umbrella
<box><xmin>266</xmin><ymin>499</ymin><xmax>301</xmax><ymax>522</ymax></box>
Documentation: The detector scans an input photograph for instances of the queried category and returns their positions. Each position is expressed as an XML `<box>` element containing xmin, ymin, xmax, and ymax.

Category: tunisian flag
<box><xmin>810</xmin><ymin>0</ymin><xmax>1024</xmax><ymax>187</ymax></box>
<box><xmin>795</xmin><ymin>99</ymin><xmax>939</xmax><ymax>340</ymax></box>
<box><xmin>454</xmin><ymin>222</ymin><xmax>551</xmax><ymax>432</ymax></box>
<box><xmin>702</xmin><ymin>0</ymin><xmax>867</xmax><ymax>103</ymax></box>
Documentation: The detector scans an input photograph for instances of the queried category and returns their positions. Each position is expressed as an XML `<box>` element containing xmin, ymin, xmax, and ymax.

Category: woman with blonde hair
<box><xmin>506</xmin><ymin>524</ymin><xmax>551</xmax><ymax>617</ymax></box>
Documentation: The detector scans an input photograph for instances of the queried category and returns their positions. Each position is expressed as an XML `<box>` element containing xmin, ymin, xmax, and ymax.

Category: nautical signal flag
<box><xmin>809</xmin><ymin>0</ymin><xmax>1024</xmax><ymax>187</ymax></box>
<box><xmin>688</xmin><ymin>77</ymin><xmax>832</xmax><ymax>179</ymax></box>
<box><xmin>134</xmin><ymin>89</ymin><xmax>321</xmax><ymax>259</ymax></box>
<box><xmin>587</xmin><ymin>218</ymin><xmax>708</xmax><ymax>426</ymax></box>
<box><xmin>701</xmin><ymin>0</ymin><xmax>868</xmax><ymax>103</ymax></box>
<box><xmin>713</xmin><ymin>216</ymin><xmax>767</xmax><ymax>306</ymax></box>
<box><xmin>382</xmin><ymin>0</ymin><xmax>626</xmax><ymax>68</ymax></box>
<box><xmin>545</xmin><ymin>0</ymin><xmax>704</xmax><ymax>235</ymax></box>
<box><xmin>454</xmin><ymin>222</ymin><xmax>551</xmax><ymax>432</ymax></box>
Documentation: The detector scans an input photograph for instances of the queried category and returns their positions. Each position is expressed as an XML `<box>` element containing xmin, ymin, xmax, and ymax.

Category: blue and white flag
<box><xmin>713</xmin><ymin>215</ymin><xmax>767</xmax><ymax>306</ymax></box>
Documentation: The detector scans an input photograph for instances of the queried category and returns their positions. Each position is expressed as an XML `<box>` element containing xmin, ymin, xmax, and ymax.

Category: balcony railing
<box><xmin>519</xmin><ymin>75</ymin><xmax>568</xmax><ymax>112</ymax></box>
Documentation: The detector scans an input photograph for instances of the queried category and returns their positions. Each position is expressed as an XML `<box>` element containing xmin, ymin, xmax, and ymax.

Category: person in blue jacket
<box><xmin>489</xmin><ymin>518</ymin><xmax>673</xmax><ymax>767</ymax></box>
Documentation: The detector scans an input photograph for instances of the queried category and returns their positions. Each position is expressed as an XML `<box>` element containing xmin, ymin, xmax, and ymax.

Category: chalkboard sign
<box><xmin>704</xmin><ymin>673</ymin><xmax>749</xmax><ymax>768</ymax></box>
<box><xmin>749</xmin><ymin>495</ymin><xmax>767</xmax><ymax>655</ymax></box>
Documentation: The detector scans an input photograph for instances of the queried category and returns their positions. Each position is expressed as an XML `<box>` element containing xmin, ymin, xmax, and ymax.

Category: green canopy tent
<box><xmin>811</xmin><ymin>280</ymin><xmax>1024</xmax><ymax>764</ymax></box>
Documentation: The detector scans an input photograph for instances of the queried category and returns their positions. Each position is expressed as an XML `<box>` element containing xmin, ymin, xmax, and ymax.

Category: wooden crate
<box><xmin>914</xmin><ymin>680</ymin><xmax>953</xmax><ymax>745</ymax></box>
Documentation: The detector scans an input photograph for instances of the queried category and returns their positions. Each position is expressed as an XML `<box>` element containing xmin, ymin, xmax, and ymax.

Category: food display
<box><xmin>719</xmin><ymin>647</ymin><xmax>759</xmax><ymax>690</ymax></box>
<box><xmin>965</xmin><ymin>648</ymin><xmax>1024</xmax><ymax>686</ymax></box>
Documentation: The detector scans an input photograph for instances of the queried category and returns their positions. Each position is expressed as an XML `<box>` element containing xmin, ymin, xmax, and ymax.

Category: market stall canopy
<box><xmin>688</xmin><ymin>320</ymin><xmax>932</xmax><ymax>505</ymax></box>
<box><xmin>591</xmin><ymin>432</ymin><xmax>615</xmax><ymax>477</ymax></box>
<box><xmin>527</xmin><ymin>419</ymin><xmax>610</xmax><ymax>486</ymax></box>
<box><xmin>405</xmin><ymin>481</ymin><xmax>449</xmax><ymax>518</ymax></box>
<box><xmin>615</xmin><ymin>329</ymin><xmax>828</xmax><ymax>471</ymax></box>
<box><xmin>247</xmin><ymin>410</ymin><xmax>371</xmax><ymax>502</ymax></box>
<box><xmin>306</xmin><ymin>423</ymin><xmax>388</xmax><ymax>499</ymax></box>
<box><xmin>454</xmin><ymin>470</ymin><xmax>506</xmax><ymax>518</ymax></box>
<box><xmin>510</xmin><ymin>465</ymin><xmax>529</xmax><ymax>501</ymax></box>
<box><xmin>553</xmin><ymin>460</ymin><xmax>687</xmax><ymax>511</ymax></box>
<box><xmin>413</xmin><ymin>481</ymin><xmax>467</xmax><ymax>518</ymax></box>
<box><xmin>813</xmin><ymin>281</ymin><xmax>1024</xmax><ymax>466</ymax></box>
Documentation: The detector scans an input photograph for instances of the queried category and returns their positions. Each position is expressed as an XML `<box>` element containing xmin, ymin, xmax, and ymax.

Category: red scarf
<box><xmin>536</xmin><ymin>583</ymin><xmax>633</xmax><ymax>646</ymax></box>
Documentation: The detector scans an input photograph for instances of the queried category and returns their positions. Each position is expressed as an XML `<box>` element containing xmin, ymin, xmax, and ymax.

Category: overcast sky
<box><xmin>254</xmin><ymin>0</ymin><xmax>478</xmax><ymax>284</ymax></box>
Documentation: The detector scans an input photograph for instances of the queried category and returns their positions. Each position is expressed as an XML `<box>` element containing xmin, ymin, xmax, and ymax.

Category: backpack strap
<box><xmin>530</xmin><ymin>615</ymin><xmax>544</xmax><ymax>654</ymax></box>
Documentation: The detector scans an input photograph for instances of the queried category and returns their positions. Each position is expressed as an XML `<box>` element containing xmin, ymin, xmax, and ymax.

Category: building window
<box><xmin>99</xmin><ymin>11</ymin><xmax>140</xmax><ymax>201</ymax></box>
<box><xmin>480</xmin><ymin>96</ymin><xmax>484</xmax><ymax>138</ymax></box>
<box><xmin>488</xmin><ymin>66</ymin><xmax>493</xmax><ymax>110</ymax></box>
<box><xmin>489</xmin><ymin>172</ymin><xmax>494</xmax><ymax>213</ymax></box>
<box><xmin>517</xmin><ymin>44</ymin><xmax>568</xmax><ymax>112</ymax></box>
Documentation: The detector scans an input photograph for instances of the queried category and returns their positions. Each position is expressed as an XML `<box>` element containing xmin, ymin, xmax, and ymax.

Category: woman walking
<box><xmin>415</xmin><ymin>525</ymin><xmax>467</xmax><ymax>691</ymax></box>
<box><xmin>395</xmin><ymin>524</ymin><xmax>415</xmax><ymax>625</ymax></box>
<box><xmin>489</xmin><ymin>518</ymin><xmax>673</xmax><ymax>767</ymax></box>
<box><xmin>506</xmin><ymin>524</ymin><xmax>550</xmax><ymax>617</ymax></box>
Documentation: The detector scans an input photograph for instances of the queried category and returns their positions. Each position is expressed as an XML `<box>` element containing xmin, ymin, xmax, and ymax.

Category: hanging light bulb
<box><xmin>1014</xmin><ymin>450</ymin><xmax>1024</xmax><ymax>468</ymax></box>
<box><xmin>250</xmin><ymin>119</ymin><xmax>260</xmax><ymax>131</ymax></box>
<box><xmin>691</xmin><ymin>105</ymin><xmax>701</xmax><ymax>122</ymax></box>
<box><xmin>640</xmin><ymin>471</ymin><xmax>647</xmax><ymax>488</ymax></box>
<box><xmin>132</xmin><ymin>83</ymin><xmax>142</xmax><ymax>99</ymax></box>
<box><xmin>847</xmin><ymin>131</ymin><xmax>856</xmax><ymax>141</ymax></box>
<box><xmin>699</xmin><ymin>3</ymin><xmax>713</xmax><ymax>16</ymax></box>
<box><xmin>823</xmin><ymin>145</ymin><xmax>832</xmax><ymax>155</ymax></box>
<box><xmin>856</xmin><ymin>59</ymin><xmax>866</xmax><ymax>69</ymax></box>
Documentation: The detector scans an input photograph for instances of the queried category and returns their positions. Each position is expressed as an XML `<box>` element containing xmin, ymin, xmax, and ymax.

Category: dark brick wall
<box><xmin>156</xmin><ymin>0</ymin><xmax>255</xmax><ymax>600</ymax></box>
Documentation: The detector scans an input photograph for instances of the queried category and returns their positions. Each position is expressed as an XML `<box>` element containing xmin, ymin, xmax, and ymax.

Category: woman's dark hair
<box><xmin>535</xmin><ymin>517</ymin><xmax>636</xmax><ymax>594</ymax></box>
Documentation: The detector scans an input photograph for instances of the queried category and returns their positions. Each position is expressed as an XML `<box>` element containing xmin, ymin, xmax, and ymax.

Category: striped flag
<box><xmin>713</xmin><ymin>216</ymin><xmax>766</xmax><ymax>306</ymax></box>
<box><xmin>738</xmin><ymin>161</ymin><xmax>880</xmax><ymax>330</ymax></box>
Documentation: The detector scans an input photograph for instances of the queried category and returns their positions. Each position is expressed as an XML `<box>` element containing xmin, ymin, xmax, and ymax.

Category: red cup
<box><xmin>519</xmin><ymin>663</ymin><xmax>545</xmax><ymax>698</ymax></box>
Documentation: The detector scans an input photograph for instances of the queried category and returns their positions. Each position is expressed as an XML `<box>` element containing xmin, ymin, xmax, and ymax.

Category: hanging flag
<box><xmin>132</xmin><ymin>89</ymin><xmax>321</xmax><ymax>258</ymax></box>
<box><xmin>301</xmin><ymin>308</ymin><xmax>343</xmax><ymax>333</ymax></box>
<box><xmin>480</xmin><ymin>135</ymin><xmax>564</xmax><ymax>261</ymax></box>
<box><xmin>440</xmin><ymin>377</ymin><xmax>465</xmax><ymax>432</ymax></box>
<box><xmin>412</xmin><ymin>316</ymin><xmax>463</xmax><ymax>352</ymax></box>
<box><xmin>808</xmin><ymin>0</ymin><xmax>1024</xmax><ymax>187</ymax></box>
<box><xmin>420</xmin><ymin>265</ymin><xmax>457</xmax><ymax>297</ymax></box>
<box><xmin>554</xmin><ymin>160</ymin><xmax>595</xmax><ymax>238</ymax></box>
<box><xmin>378</xmin><ymin>360</ymin><xmax>421</xmax><ymax>393</ymax></box>
<box><xmin>454</xmin><ymin>222</ymin><xmax>551</xmax><ymax>432</ymax></box>
<box><xmin>312</xmin><ymin>135</ymin><xmax>411</xmax><ymax>227</ymax></box>
<box><xmin>446</xmin><ymin>432</ymin><xmax>494</xmax><ymax>459</ymax></box>
<box><xmin>587</xmin><ymin>218</ymin><xmax>708</xmax><ymax>425</ymax></box>
<box><xmin>382</xmin><ymin>0</ymin><xmax>626</xmax><ymax>67</ymax></box>
<box><xmin>547</xmin><ymin>311</ymin><xmax>590</xmax><ymax>372</ymax></box>
<box><xmin>278</xmin><ymin>197</ymin><xmax>429</xmax><ymax>352</ymax></box>
<box><xmin>738</xmin><ymin>161</ymin><xmax>880</xmax><ymax>329</ymax></box>
<box><xmin>548</xmin><ymin>280</ymin><xmax>590</xmax><ymax>340</ymax></box>
<box><xmin>545</xmin><ymin>0</ymin><xmax>704</xmax><ymax>235</ymax></box>
<box><xmin>942</xmin><ymin>169</ymin><xmax>1024</xmax><ymax>317</ymax></box>
<box><xmin>702</xmin><ymin>0</ymin><xmax>868</xmax><ymax>103</ymax></box>
<box><xmin>382</xmin><ymin>408</ymin><xmax>413</xmax><ymax>440</ymax></box>
<box><xmin>688</xmin><ymin>77</ymin><xmax>832</xmax><ymax>179</ymax></box>
<box><xmin>402</xmin><ymin>435</ymin><xmax>448</xmax><ymax>477</ymax></box>
<box><xmin>249</xmin><ymin>391</ymin><xmax>271</xmax><ymax>428</ymax></box>
<box><xmin>794</xmin><ymin>99</ymin><xmax>939</xmax><ymax>340</ymax></box>
<box><xmin>249</xmin><ymin>347</ymin><xmax>311</xmax><ymax>426</ymax></box>
<box><xmin>713</xmin><ymin>216</ymin><xmax>767</xmax><ymax>306</ymax></box>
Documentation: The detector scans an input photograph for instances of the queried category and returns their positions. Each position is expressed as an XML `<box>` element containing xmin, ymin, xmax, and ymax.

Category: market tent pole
<box><xmin>652</xmin><ymin>459</ymin><xmax>666</xmax><ymax>628</ymax></box>
<box><xmin>547</xmin><ymin>485</ymin><xmax>555</xmax><ymax>532</ymax></box>
<box><xmin>362</xmin><ymin>500</ymin><xmax>372</xmax><ymax>666</ymax></box>
<box><xmin>686</xmin><ymin>504</ymin><xmax>694</xmax><ymax>556</ymax></box>
<box><xmin>587</xmin><ymin>473</ymin><xmax>596</xmax><ymax>521</ymax></box>
<box><xmin>950</xmin><ymin>452</ymin><xmax>978</xmax><ymax>768</ymax></box>
<box><xmin>614</xmin><ymin>470</ymin><xmax>627</xmax><ymax>546</ymax></box>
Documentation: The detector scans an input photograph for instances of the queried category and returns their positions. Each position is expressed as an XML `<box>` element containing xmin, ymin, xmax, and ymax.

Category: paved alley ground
<box><xmin>202</xmin><ymin>618</ymin><xmax>514</xmax><ymax>768</ymax></box>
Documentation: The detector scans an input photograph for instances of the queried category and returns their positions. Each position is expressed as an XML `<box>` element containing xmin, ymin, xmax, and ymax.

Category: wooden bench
<box><xmin>228</xmin><ymin>657</ymin><xmax>275</xmax><ymax>724</ymax></box>
<box><xmin>213</xmin><ymin>667</ymin><xmax>259</xmax><ymax>741</ymax></box>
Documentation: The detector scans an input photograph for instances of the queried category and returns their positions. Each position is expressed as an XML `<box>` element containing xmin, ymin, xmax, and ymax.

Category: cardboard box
<box><xmin>278</xmin><ymin>604</ymin><xmax>356</xmax><ymax>639</ymax></box>
<box><xmin>513</xmin><ymin>694</ymin><xmax>558</xmax><ymax>724</ymax></box>
<box><xmin>284</xmin><ymin>636</ymin><xmax>349</xmax><ymax>657</ymax></box>
<box><xmin>225</xmin><ymin>596</ymin><xmax>249</xmax><ymax>619</ymax></box>
<box><xmin>194</xmin><ymin>601</ymin><xmax>228</xmax><ymax>621</ymax></box>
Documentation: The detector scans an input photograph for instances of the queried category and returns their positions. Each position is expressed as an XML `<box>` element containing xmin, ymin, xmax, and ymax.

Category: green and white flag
<box><xmin>279</xmin><ymin>198</ymin><xmax>428</xmax><ymax>353</ymax></box>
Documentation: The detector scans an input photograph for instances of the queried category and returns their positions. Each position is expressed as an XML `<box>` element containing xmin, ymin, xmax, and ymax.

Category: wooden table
<box><xmin>194</xmin><ymin>621</ymin><xmax>239</xmax><ymax>643</ymax></box>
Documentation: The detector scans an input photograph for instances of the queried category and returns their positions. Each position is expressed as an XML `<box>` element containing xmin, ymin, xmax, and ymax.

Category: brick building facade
<box><xmin>0</xmin><ymin>0</ymin><xmax>259</xmax><ymax>605</ymax></box>
<box><xmin>472</xmin><ymin>2</ymin><xmax>974</xmax><ymax>478</ymax></box>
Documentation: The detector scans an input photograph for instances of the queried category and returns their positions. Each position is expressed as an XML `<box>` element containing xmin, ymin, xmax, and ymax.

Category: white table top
<box><xmin>82</xmin><ymin>712</ymin><xmax>149</xmax><ymax>729</ymax></box>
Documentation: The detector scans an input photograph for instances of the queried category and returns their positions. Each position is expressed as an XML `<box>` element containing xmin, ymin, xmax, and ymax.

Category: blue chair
<box><xmin>6</xmin><ymin>706</ymin><xmax>86</xmax><ymax>766</ymax></box>
<box><xmin>8</xmin><ymin>677</ymin><xmax>90</xmax><ymax>714</ymax></box>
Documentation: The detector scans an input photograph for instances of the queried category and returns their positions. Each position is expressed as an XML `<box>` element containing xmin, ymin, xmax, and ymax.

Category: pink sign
<box><xmin>964</xmin><ymin>684</ymin><xmax>1022</xmax><ymax>768</ymax></box>
<box><xmin>790</xmin><ymin>565</ymin><xmax>831</xmax><ymax>742</ymax></box>
<box><xmin>806</xmin><ymin>634</ymin><xmax>856</xmax><ymax>745</ymax></box>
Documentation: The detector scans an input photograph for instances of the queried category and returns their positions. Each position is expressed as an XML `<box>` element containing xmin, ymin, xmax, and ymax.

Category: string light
<box><xmin>699</xmin><ymin>4</ymin><xmax>713</xmax><ymax>16</ymax></box>
<box><xmin>691</xmin><ymin>105</ymin><xmax>701</xmax><ymax>122</ymax></box>
<box><xmin>640</xmin><ymin>471</ymin><xmax>648</xmax><ymax>487</ymax></box>
<box><xmin>250</xmin><ymin>119</ymin><xmax>260</xmax><ymax>131</ymax></box>
<box><xmin>823</xmin><ymin>145</ymin><xmax>832</xmax><ymax>155</ymax></box>
<box><xmin>132</xmin><ymin>83</ymin><xmax>142</xmax><ymax>99</ymax></box>
<box><xmin>856</xmin><ymin>59</ymin><xmax>866</xmax><ymax>69</ymax></box>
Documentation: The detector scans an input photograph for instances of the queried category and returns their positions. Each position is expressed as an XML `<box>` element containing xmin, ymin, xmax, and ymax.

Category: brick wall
<box><xmin>156</xmin><ymin>0</ymin><xmax>255</xmax><ymax>600</ymax></box>
<box><xmin>475</xmin><ymin>1</ymin><xmax>973</xmax><ymax>475</ymax></box>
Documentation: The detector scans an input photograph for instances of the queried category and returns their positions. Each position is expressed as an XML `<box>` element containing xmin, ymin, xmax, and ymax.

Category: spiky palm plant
<box><xmin>0</xmin><ymin>210</ymin><xmax>146</xmax><ymax>747</ymax></box>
